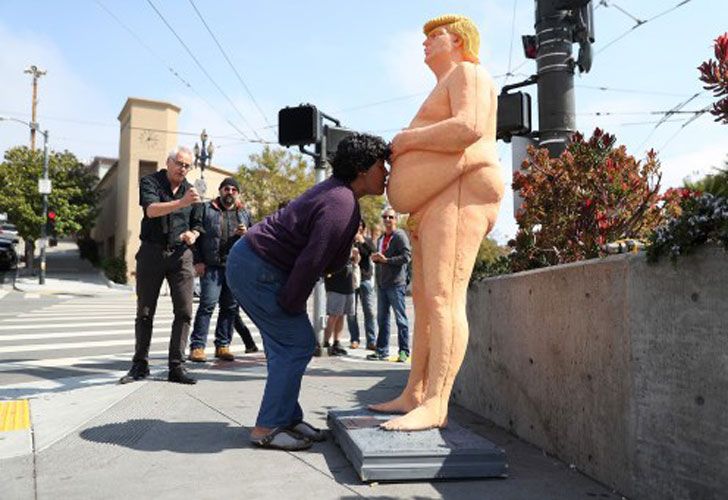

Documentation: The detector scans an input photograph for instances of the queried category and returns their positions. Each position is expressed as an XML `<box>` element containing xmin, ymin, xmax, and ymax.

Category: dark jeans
<box><xmin>190</xmin><ymin>265</ymin><xmax>237</xmax><ymax>349</ymax></box>
<box><xmin>234</xmin><ymin>312</ymin><xmax>258</xmax><ymax>350</ymax></box>
<box><xmin>226</xmin><ymin>238</ymin><xmax>315</xmax><ymax>428</ymax></box>
<box><xmin>133</xmin><ymin>242</ymin><xmax>195</xmax><ymax>368</ymax></box>
<box><xmin>347</xmin><ymin>277</ymin><xmax>376</xmax><ymax>345</ymax></box>
<box><xmin>375</xmin><ymin>285</ymin><xmax>410</xmax><ymax>357</ymax></box>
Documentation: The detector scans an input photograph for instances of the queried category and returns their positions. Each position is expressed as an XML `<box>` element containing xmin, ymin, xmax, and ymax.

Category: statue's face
<box><xmin>423</xmin><ymin>27</ymin><xmax>458</xmax><ymax>63</ymax></box>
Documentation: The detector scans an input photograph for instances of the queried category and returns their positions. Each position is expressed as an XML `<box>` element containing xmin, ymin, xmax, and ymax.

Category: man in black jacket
<box><xmin>368</xmin><ymin>207</ymin><xmax>411</xmax><ymax>362</ymax></box>
<box><xmin>120</xmin><ymin>146</ymin><xmax>203</xmax><ymax>385</ymax></box>
<box><xmin>189</xmin><ymin>177</ymin><xmax>258</xmax><ymax>362</ymax></box>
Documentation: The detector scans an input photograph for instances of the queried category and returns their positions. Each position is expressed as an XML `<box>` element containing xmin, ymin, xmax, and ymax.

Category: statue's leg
<box><xmin>368</xmin><ymin>226</ymin><xmax>428</xmax><ymax>413</ymax></box>
<box><xmin>435</xmin><ymin>200</ymin><xmax>499</xmax><ymax>422</ymax></box>
<box><xmin>381</xmin><ymin>182</ymin><xmax>460</xmax><ymax>430</ymax></box>
<box><xmin>381</xmin><ymin>171</ymin><xmax>500</xmax><ymax>431</ymax></box>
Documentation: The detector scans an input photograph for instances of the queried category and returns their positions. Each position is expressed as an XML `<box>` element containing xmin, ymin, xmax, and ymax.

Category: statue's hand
<box><xmin>390</xmin><ymin>130</ymin><xmax>411</xmax><ymax>163</ymax></box>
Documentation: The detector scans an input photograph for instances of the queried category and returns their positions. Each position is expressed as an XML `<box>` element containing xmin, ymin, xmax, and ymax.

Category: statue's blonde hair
<box><xmin>423</xmin><ymin>14</ymin><xmax>480</xmax><ymax>64</ymax></box>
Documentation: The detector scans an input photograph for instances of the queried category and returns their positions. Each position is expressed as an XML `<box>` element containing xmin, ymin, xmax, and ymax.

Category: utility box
<box><xmin>278</xmin><ymin>104</ymin><xmax>321</xmax><ymax>147</ymax></box>
<box><xmin>497</xmin><ymin>92</ymin><xmax>532</xmax><ymax>142</ymax></box>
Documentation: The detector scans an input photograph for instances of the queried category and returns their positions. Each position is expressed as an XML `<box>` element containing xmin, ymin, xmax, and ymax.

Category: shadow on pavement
<box><xmin>80</xmin><ymin>419</ymin><xmax>247</xmax><ymax>453</ymax></box>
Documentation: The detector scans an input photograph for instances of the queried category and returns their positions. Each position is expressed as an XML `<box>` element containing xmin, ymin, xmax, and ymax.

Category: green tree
<box><xmin>0</xmin><ymin>146</ymin><xmax>100</xmax><ymax>267</ymax></box>
<box><xmin>685</xmin><ymin>156</ymin><xmax>728</xmax><ymax>198</ymax></box>
<box><xmin>236</xmin><ymin>146</ymin><xmax>314</xmax><ymax>220</ymax></box>
<box><xmin>359</xmin><ymin>194</ymin><xmax>387</xmax><ymax>231</ymax></box>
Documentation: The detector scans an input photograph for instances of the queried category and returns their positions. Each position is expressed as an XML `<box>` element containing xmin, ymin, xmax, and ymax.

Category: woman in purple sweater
<box><xmin>226</xmin><ymin>133</ymin><xmax>390</xmax><ymax>451</ymax></box>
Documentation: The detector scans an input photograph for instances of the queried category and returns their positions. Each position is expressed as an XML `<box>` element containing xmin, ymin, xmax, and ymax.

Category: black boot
<box><xmin>119</xmin><ymin>361</ymin><xmax>150</xmax><ymax>384</ymax></box>
<box><xmin>168</xmin><ymin>365</ymin><xmax>197</xmax><ymax>385</ymax></box>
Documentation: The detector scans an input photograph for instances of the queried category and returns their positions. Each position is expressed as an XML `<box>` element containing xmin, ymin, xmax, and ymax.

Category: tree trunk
<box><xmin>24</xmin><ymin>238</ymin><xmax>35</xmax><ymax>272</ymax></box>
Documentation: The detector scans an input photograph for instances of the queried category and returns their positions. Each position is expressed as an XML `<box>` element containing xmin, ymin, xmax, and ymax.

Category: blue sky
<box><xmin>1</xmin><ymin>0</ymin><xmax>725</xmax><ymax>242</ymax></box>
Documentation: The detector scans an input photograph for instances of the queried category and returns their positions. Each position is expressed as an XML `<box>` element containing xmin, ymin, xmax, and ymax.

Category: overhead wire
<box><xmin>145</xmin><ymin>0</ymin><xmax>262</xmax><ymax>141</ymax></box>
<box><xmin>95</xmin><ymin>0</ymin><xmax>254</xmax><ymax>143</ymax></box>
<box><xmin>658</xmin><ymin>105</ymin><xmax>712</xmax><ymax>153</ymax></box>
<box><xmin>596</xmin><ymin>0</ymin><xmax>693</xmax><ymax>54</ymax></box>
<box><xmin>575</xmin><ymin>84</ymin><xmax>697</xmax><ymax>98</ymax></box>
<box><xmin>636</xmin><ymin>92</ymin><xmax>703</xmax><ymax>150</ymax></box>
<box><xmin>187</xmin><ymin>0</ymin><xmax>273</xmax><ymax>138</ymax></box>
<box><xmin>504</xmin><ymin>0</ymin><xmax>519</xmax><ymax>84</ymax></box>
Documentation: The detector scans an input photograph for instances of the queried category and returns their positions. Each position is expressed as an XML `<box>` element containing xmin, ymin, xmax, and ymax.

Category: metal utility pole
<box><xmin>24</xmin><ymin>65</ymin><xmax>46</xmax><ymax>151</ymax></box>
<box><xmin>38</xmin><ymin>128</ymin><xmax>50</xmax><ymax>285</ymax></box>
<box><xmin>534</xmin><ymin>0</ymin><xmax>594</xmax><ymax>156</ymax></box>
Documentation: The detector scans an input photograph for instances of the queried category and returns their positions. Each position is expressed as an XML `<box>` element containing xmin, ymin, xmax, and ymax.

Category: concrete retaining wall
<box><xmin>452</xmin><ymin>245</ymin><xmax>728</xmax><ymax>499</ymax></box>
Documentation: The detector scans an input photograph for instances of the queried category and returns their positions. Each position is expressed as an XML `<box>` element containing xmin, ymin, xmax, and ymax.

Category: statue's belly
<box><xmin>386</xmin><ymin>150</ymin><xmax>463</xmax><ymax>214</ymax></box>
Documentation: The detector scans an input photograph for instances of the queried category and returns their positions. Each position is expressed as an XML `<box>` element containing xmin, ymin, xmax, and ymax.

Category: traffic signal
<box><xmin>46</xmin><ymin>210</ymin><xmax>58</xmax><ymax>246</ymax></box>
<box><xmin>278</xmin><ymin>104</ymin><xmax>321</xmax><ymax>147</ymax></box>
<box><xmin>497</xmin><ymin>92</ymin><xmax>533</xmax><ymax>142</ymax></box>
<box><xmin>47</xmin><ymin>210</ymin><xmax>56</xmax><ymax>232</ymax></box>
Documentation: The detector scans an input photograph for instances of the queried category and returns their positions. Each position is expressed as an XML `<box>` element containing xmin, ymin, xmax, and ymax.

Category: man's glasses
<box><xmin>173</xmin><ymin>159</ymin><xmax>192</xmax><ymax>170</ymax></box>
<box><xmin>382</xmin><ymin>215</ymin><xmax>396</xmax><ymax>220</ymax></box>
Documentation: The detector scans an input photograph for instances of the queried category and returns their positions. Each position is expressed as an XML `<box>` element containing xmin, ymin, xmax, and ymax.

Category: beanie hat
<box><xmin>219</xmin><ymin>177</ymin><xmax>240</xmax><ymax>191</ymax></box>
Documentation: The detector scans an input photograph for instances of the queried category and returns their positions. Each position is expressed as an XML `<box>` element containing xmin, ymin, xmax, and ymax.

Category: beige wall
<box><xmin>92</xmin><ymin>97</ymin><xmax>235</xmax><ymax>281</ymax></box>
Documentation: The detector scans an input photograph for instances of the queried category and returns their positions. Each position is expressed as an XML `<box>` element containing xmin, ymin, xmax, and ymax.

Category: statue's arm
<box><xmin>391</xmin><ymin>64</ymin><xmax>489</xmax><ymax>159</ymax></box>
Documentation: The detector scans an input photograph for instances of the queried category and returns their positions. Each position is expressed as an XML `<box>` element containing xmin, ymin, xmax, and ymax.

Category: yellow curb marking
<box><xmin>0</xmin><ymin>400</ymin><xmax>31</xmax><ymax>432</ymax></box>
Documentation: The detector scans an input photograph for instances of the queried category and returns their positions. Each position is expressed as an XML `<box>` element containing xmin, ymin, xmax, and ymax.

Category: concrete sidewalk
<box><xmin>0</xmin><ymin>352</ymin><xmax>620</xmax><ymax>500</ymax></box>
<box><xmin>10</xmin><ymin>240</ymin><xmax>131</xmax><ymax>296</ymax></box>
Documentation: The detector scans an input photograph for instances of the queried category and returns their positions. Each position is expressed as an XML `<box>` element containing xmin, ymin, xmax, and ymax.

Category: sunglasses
<box><xmin>173</xmin><ymin>159</ymin><xmax>192</xmax><ymax>170</ymax></box>
<box><xmin>382</xmin><ymin>215</ymin><xmax>396</xmax><ymax>220</ymax></box>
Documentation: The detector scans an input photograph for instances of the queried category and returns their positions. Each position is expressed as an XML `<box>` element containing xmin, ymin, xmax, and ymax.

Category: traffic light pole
<box><xmin>311</xmin><ymin>134</ymin><xmax>328</xmax><ymax>348</ymax></box>
<box><xmin>535</xmin><ymin>0</ymin><xmax>577</xmax><ymax>156</ymax></box>
<box><xmin>39</xmin><ymin>129</ymin><xmax>49</xmax><ymax>285</ymax></box>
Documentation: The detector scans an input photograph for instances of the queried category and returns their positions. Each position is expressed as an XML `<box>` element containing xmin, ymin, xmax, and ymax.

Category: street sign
<box><xmin>38</xmin><ymin>179</ymin><xmax>52</xmax><ymax>194</ymax></box>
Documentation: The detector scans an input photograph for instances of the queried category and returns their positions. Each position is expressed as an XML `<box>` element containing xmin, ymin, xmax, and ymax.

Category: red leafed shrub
<box><xmin>509</xmin><ymin>128</ymin><xmax>695</xmax><ymax>272</ymax></box>
<box><xmin>698</xmin><ymin>32</ymin><xmax>728</xmax><ymax>124</ymax></box>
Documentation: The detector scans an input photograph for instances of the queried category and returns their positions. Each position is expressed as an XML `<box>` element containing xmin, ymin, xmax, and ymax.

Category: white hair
<box><xmin>167</xmin><ymin>146</ymin><xmax>193</xmax><ymax>161</ymax></box>
<box><xmin>381</xmin><ymin>206</ymin><xmax>397</xmax><ymax>216</ymax></box>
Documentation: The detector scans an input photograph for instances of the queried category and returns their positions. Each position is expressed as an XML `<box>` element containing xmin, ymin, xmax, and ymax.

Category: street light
<box><xmin>0</xmin><ymin>116</ymin><xmax>51</xmax><ymax>285</ymax></box>
<box><xmin>193</xmin><ymin>129</ymin><xmax>214</xmax><ymax>199</ymax></box>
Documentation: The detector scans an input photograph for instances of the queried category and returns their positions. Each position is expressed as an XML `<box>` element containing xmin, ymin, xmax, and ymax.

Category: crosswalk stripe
<box><xmin>0</xmin><ymin>314</ymin><xmax>176</xmax><ymax>323</ymax></box>
<box><xmin>0</xmin><ymin>324</ymin><xmax>260</xmax><ymax>342</ymax></box>
<box><xmin>24</xmin><ymin>293</ymin><xmax>40</xmax><ymax>299</ymax></box>
<box><xmin>0</xmin><ymin>320</ymin><xmax>174</xmax><ymax>331</ymax></box>
<box><xmin>0</xmin><ymin>336</ymin><xmax>176</xmax><ymax>354</ymax></box>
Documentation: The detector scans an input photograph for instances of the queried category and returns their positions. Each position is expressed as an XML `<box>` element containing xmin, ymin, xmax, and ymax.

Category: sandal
<box><xmin>250</xmin><ymin>427</ymin><xmax>312</xmax><ymax>451</ymax></box>
<box><xmin>289</xmin><ymin>421</ymin><xmax>326</xmax><ymax>442</ymax></box>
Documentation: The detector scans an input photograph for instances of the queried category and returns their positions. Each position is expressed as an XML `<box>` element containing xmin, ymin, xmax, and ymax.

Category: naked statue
<box><xmin>370</xmin><ymin>14</ymin><xmax>504</xmax><ymax>431</ymax></box>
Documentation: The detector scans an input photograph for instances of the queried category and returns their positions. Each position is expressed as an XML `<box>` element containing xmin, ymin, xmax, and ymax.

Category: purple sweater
<box><xmin>246</xmin><ymin>177</ymin><xmax>361</xmax><ymax>314</ymax></box>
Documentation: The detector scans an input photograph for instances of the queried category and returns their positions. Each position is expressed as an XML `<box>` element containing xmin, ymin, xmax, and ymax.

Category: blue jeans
<box><xmin>190</xmin><ymin>265</ymin><xmax>236</xmax><ymax>349</ymax></box>
<box><xmin>226</xmin><ymin>238</ymin><xmax>316</xmax><ymax>428</ymax></box>
<box><xmin>347</xmin><ymin>277</ymin><xmax>376</xmax><ymax>345</ymax></box>
<box><xmin>375</xmin><ymin>285</ymin><xmax>409</xmax><ymax>357</ymax></box>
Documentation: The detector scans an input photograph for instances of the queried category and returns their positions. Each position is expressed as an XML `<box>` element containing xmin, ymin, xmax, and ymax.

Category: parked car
<box><xmin>0</xmin><ymin>238</ymin><xmax>18</xmax><ymax>271</ymax></box>
<box><xmin>0</xmin><ymin>223</ymin><xmax>19</xmax><ymax>244</ymax></box>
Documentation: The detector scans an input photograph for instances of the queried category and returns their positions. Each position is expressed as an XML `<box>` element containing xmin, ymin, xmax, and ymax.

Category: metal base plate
<box><xmin>327</xmin><ymin>409</ymin><xmax>508</xmax><ymax>482</ymax></box>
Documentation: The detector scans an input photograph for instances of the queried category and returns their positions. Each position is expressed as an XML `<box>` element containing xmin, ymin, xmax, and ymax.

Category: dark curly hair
<box><xmin>331</xmin><ymin>132</ymin><xmax>390</xmax><ymax>183</ymax></box>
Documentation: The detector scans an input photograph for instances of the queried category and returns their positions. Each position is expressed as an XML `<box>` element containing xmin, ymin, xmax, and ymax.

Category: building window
<box><xmin>139</xmin><ymin>160</ymin><xmax>157</xmax><ymax>183</ymax></box>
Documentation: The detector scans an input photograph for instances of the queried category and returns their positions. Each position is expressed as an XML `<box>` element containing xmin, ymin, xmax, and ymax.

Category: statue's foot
<box><xmin>379</xmin><ymin>404</ymin><xmax>446</xmax><ymax>432</ymax></box>
<box><xmin>367</xmin><ymin>393</ymin><xmax>421</xmax><ymax>414</ymax></box>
